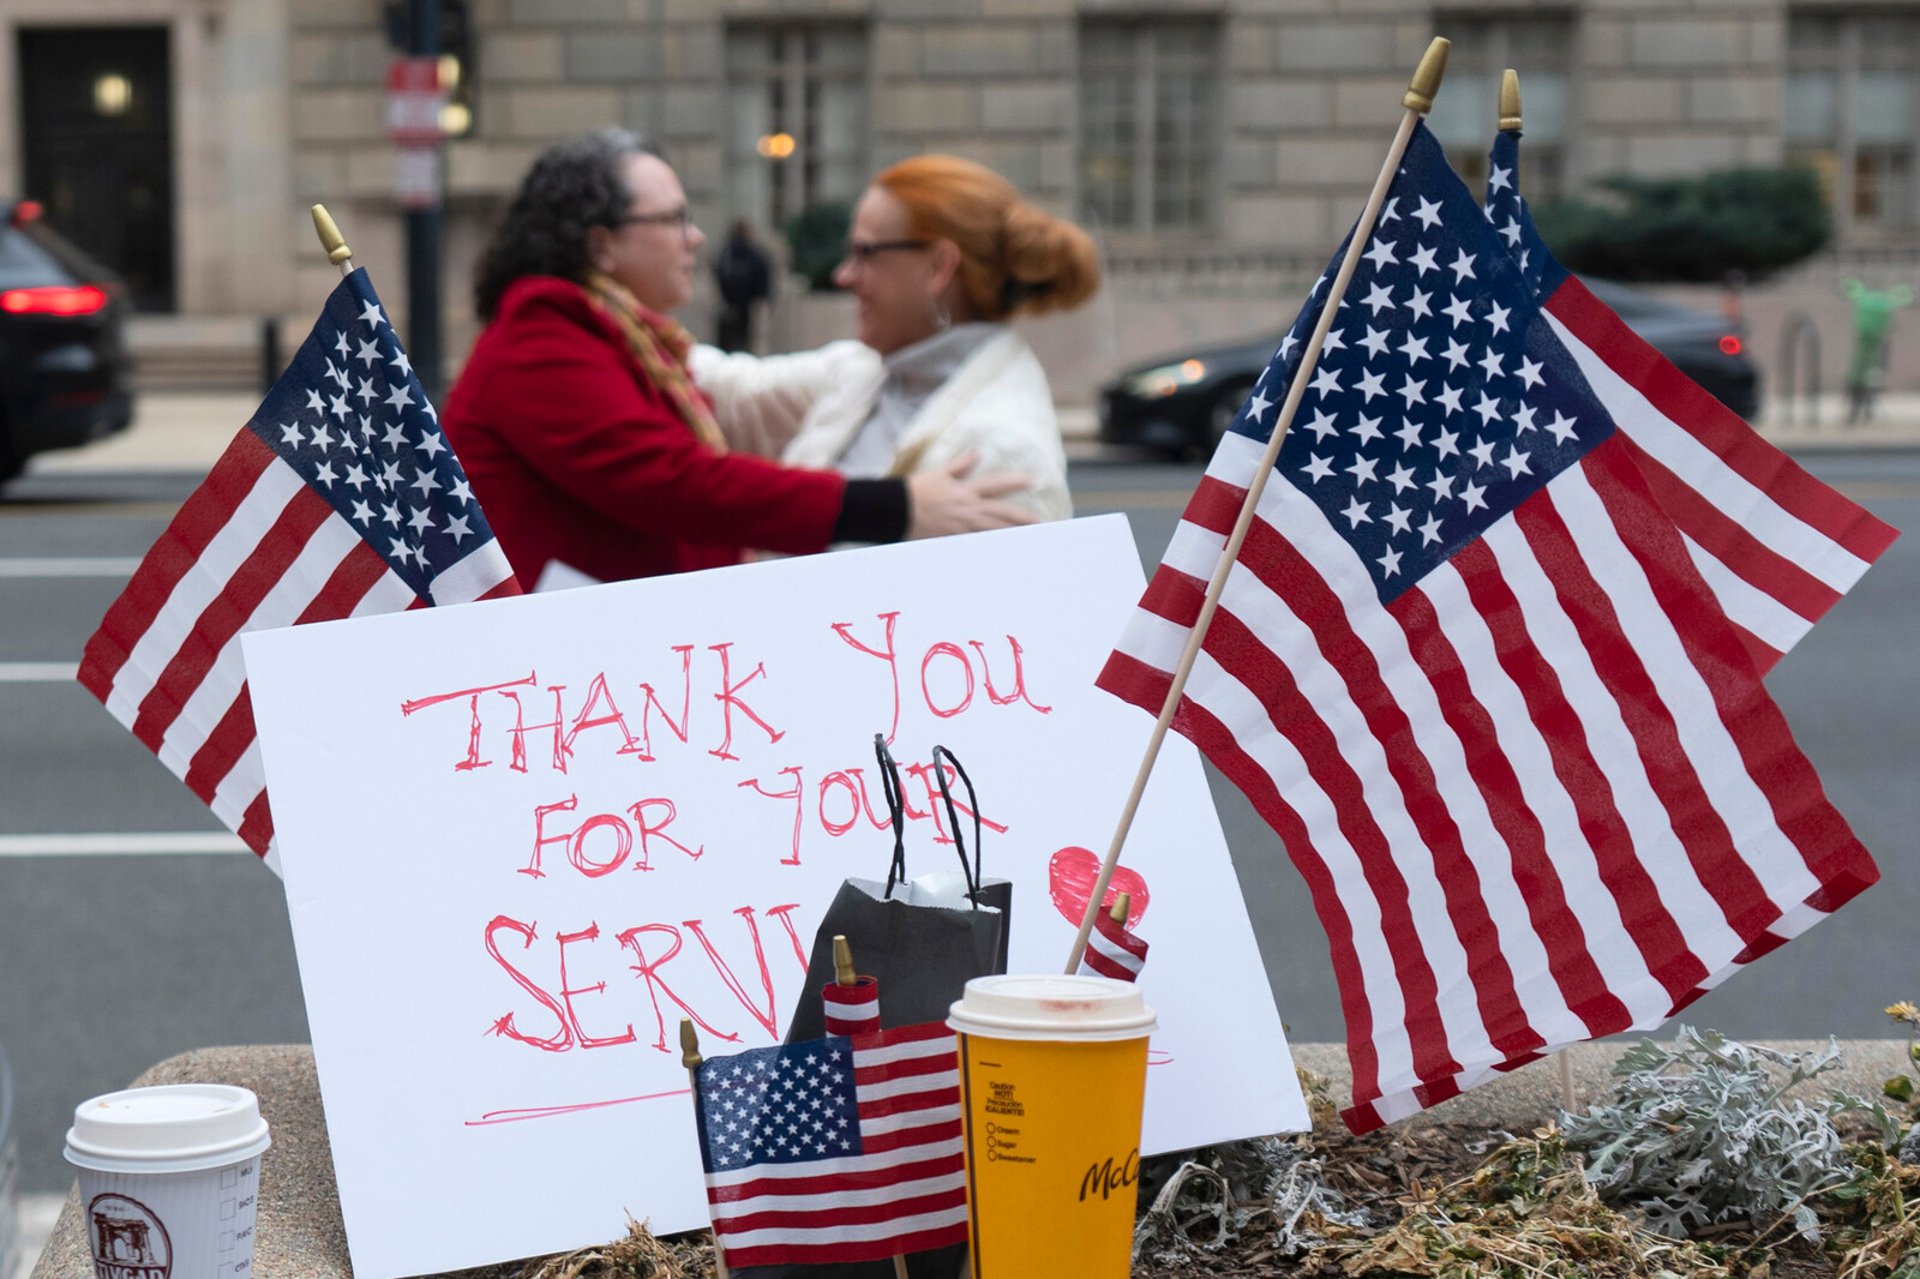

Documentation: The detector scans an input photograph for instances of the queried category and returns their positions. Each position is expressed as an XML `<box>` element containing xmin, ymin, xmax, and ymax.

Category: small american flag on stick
<box><xmin>76</xmin><ymin>266</ymin><xmax>519</xmax><ymax>869</ymax></box>
<box><xmin>693</xmin><ymin>1023</ymin><xmax>969</xmax><ymax>1267</ymax></box>
<box><xmin>824</xmin><ymin>933</ymin><xmax>882</xmax><ymax>1037</ymax></box>
<box><xmin>1077</xmin><ymin>892</ymin><xmax>1149</xmax><ymax>983</ymax></box>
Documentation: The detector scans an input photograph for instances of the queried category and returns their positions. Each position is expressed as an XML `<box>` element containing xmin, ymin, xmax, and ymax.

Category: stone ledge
<box><xmin>30</xmin><ymin>1039</ymin><xmax>1913</xmax><ymax>1278</ymax></box>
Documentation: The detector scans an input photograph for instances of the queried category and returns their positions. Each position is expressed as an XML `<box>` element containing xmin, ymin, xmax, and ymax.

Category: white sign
<box><xmin>243</xmin><ymin>516</ymin><xmax>1305</xmax><ymax>1279</ymax></box>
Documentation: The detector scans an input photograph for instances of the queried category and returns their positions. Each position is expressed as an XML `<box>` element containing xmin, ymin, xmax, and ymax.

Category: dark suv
<box><xmin>0</xmin><ymin>199</ymin><xmax>133</xmax><ymax>481</ymax></box>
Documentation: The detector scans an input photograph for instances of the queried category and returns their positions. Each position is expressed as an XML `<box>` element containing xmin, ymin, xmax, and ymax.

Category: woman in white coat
<box><xmin>693</xmin><ymin>154</ymin><xmax>1100</xmax><ymax>526</ymax></box>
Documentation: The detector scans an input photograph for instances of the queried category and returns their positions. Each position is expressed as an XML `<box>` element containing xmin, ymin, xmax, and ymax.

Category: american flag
<box><xmin>77</xmin><ymin>269</ymin><xmax>519</xmax><ymax>869</ymax></box>
<box><xmin>1097</xmin><ymin>121</ymin><xmax>1880</xmax><ymax>1132</ymax></box>
<box><xmin>1076</xmin><ymin>909</ymin><xmax>1149</xmax><ymax>983</ymax></box>
<box><xmin>1485</xmin><ymin>126</ymin><xmax>1897</xmax><ymax>674</ymax></box>
<box><xmin>822</xmin><ymin>975</ymin><xmax>880</xmax><ymax>1036</ymax></box>
<box><xmin>694</xmin><ymin>1022</ymin><xmax>969</xmax><ymax>1267</ymax></box>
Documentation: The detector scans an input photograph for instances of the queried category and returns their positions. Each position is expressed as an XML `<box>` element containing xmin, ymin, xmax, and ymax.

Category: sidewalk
<box><xmin>20</xmin><ymin>390</ymin><xmax>1920</xmax><ymax>480</ymax></box>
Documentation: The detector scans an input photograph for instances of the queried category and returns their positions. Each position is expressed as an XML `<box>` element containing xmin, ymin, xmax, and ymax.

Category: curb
<box><xmin>27</xmin><ymin>1039</ymin><xmax>1916</xmax><ymax>1279</ymax></box>
<box><xmin>19</xmin><ymin>393</ymin><xmax>1919</xmax><ymax>481</ymax></box>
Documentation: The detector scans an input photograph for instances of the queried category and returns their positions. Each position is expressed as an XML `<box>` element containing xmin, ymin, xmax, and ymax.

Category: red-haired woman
<box><xmin>695</xmin><ymin>154</ymin><xmax>1101</xmax><ymax>527</ymax></box>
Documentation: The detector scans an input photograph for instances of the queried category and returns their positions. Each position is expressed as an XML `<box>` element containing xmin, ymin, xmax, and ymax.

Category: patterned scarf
<box><xmin>582</xmin><ymin>271</ymin><xmax>726</xmax><ymax>453</ymax></box>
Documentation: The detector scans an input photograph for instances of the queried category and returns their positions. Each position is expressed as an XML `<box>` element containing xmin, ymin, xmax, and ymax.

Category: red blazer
<box><xmin>442</xmin><ymin>276</ymin><xmax>846</xmax><ymax>585</ymax></box>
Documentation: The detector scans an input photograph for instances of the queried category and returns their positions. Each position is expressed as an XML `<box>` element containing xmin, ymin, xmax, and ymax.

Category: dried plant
<box><xmin>1132</xmin><ymin>1135</ymin><xmax>1373</xmax><ymax>1266</ymax></box>
<box><xmin>1315</xmin><ymin>1127</ymin><xmax>1736</xmax><ymax>1279</ymax></box>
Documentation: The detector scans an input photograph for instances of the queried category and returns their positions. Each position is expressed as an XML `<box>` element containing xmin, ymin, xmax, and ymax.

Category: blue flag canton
<box><xmin>248</xmin><ymin>270</ymin><xmax>494</xmax><ymax>601</ymax></box>
<box><xmin>1229</xmin><ymin>123</ymin><xmax>1612</xmax><ymax>604</ymax></box>
<box><xmin>1486</xmin><ymin>129</ymin><xmax>1563</xmax><ymax>298</ymax></box>
<box><xmin>694</xmin><ymin>1036</ymin><xmax>861</xmax><ymax>1172</ymax></box>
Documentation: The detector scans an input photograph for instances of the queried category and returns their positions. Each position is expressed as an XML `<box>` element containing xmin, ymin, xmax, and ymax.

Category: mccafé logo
<box><xmin>1078</xmin><ymin>1147</ymin><xmax>1141</xmax><ymax>1203</ymax></box>
<box><xmin>87</xmin><ymin>1193</ymin><xmax>171</xmax><ymax>1279</ymax></box>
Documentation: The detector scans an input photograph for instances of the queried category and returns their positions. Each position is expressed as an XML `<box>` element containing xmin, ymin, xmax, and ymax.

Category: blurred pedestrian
<box><xmin>694</xmin><ymin>154</ymin><xmax>1100</xmax><ymax>526</ymax></box>
<box><xmin>440</xmin><ymin>129</ymin><xmax>1034</xmax><ymax>589</ymax></box>
<box><xmin>713</xmin><ymin>218</ymin><xmax>772</xmax><ymax>353</ymax></box>
<box><xmin>1843</xmin><ymin>279</ymin><xmax>1915</xmax><ymax>425</ymax></box>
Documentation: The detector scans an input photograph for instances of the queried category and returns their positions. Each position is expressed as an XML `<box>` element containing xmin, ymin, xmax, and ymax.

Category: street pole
<box><xmin>407</xmin><ymin>0</ymin><xmax>444</xmax><ymax>406</ymax></box>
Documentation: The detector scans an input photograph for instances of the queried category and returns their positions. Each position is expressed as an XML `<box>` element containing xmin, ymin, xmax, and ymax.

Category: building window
<box><xmin>1786</xmin><ymin>11</ymin><xmax>1919</xmax><ymax>235</ymax></box>
<box><xmin>725</xmin><ymin>24</ymin><xmax>869</xmax><ymax>239</ymax></box>
<box><xmin>1427</xmin><ymin>13</ymin><xmax>1574</xmax><ymax>203</ymax></box>
<box><xmin>1078</xmin><ymin>20</ymin><xmax>1220</xmax><ymax>234</ymax></box>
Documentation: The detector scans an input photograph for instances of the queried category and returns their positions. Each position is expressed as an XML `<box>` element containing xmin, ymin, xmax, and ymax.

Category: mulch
<box><xmin>442</xmin><ymin>1113</ymin><xmax>1856</xmax><ymax>1278</ymax></box>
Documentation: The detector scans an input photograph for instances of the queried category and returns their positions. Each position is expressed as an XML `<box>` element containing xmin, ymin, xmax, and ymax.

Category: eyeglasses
<box><xmin>843</xmin><ymin>238</ymin><xmax>933</xmax><ymax>261</ymax></box>
<box><xmin>614</xmin><ymin>206</ymin><xmax>693</xmax><ymax>236</ymax></box>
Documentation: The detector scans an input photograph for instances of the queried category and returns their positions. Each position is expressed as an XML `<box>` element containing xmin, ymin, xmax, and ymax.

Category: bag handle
<box><xmin>932</xmin><ymin>745</ymin><xmax>985</xmax><ymax>909</ymax></box>
<box><xmin>876</xmin><ymin>733</ymin><xmax>911</xmax><ymax>899</ymax></box>
<box><xmin>874</xmin><ymin>734</ymin><xmax>985</xmax><ymax>907</ymax></box>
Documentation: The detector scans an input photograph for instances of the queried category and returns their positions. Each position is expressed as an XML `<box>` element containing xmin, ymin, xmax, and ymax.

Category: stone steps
<box><xmin>126</xmin><ymin>315</ymin><xmax>270</xmax><ymax>394</ymax></box>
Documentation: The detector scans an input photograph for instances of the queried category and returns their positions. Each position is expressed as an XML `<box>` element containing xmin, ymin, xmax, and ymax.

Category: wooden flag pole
<box><xmin>832</xmin><ymin>936</ymin><xmax>914</xmax><ymax>1279</ymax></box>
<box><xmin>310</xmin><ymin>204</ymin><xmax>355</xmax><ymax>278</ymax></box>
<box><xmin>1498</xmin><ymin>67</ymin><xmax>1579</xmax><ymax>1119</ymax></box>
<box><xmin>1065</xmin><ymin>37</ymin><xmax>1452</xmax><ymax>973</ymax></box>
<box><xmin>680</xmin><ymin>1018</ymin><xmax>733</xmax><ymax>1279</ymax></box>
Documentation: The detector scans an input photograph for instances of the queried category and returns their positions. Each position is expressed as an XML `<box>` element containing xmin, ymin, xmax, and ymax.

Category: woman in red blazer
<box><xmin>442</xmin><ymin>129</ymin><xmax>1032</xmax><ymax>588</ymax></box>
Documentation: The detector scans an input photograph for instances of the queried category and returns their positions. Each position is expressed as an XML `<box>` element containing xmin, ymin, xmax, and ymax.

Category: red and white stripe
<box><xmin>1545</xmin><ymin>277</ymin><xmax>1897</xmax><ymax>673</ymax></box>
<box><xmin>822</xmin><ymin>976</ymin><xmax>880</xmax><ymax>1036</ymax></box>
<box><xmin>704</xmin><ymin>1023</ymin><xmax>968</xmax><ymax>1267</ymax></box>
<box><xmin>1098</xmin><ymin>430</ymin><xmax>1876</xmax><ymax>1132</ymax></box>
<box><xmin>1077</xmin><ymin>910</ymin><xmax>1149</xmax><ymax>983</ymax></box>
<box><xmin>76</xmin><ymin>428</ymin><xmax>517</xmax><ymax>869</ymax></box>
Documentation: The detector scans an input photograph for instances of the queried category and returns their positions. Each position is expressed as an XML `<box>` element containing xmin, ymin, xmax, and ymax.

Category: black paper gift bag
<box><xmin>784</xmin><ymin>736</ymin><xmax>1012</xmax><ymax>1044</ymax></box>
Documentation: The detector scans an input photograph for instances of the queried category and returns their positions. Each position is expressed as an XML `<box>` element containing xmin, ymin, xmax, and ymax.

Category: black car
<box><xmin>0</xmin><ymin>198</ymin><xmax>133</xmax><ymax>482</ymax></box>
<box><xmin>1098</xmin><ymin>276</ymin><xmax>1759</xmax><ymax>457</ymax></box>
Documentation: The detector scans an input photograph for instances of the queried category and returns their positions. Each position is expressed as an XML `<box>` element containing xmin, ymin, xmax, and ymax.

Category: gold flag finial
<box><xmin>832</xmin><ymin>935</ymin><xmax>856</xmax><ymax>987</ymax></box>
<box><xmin>310</xmin><ymin>204</ymin><xmax>353</xmax><ymax>268</ymax></box>
<box><xmin>1500</xmin><ymin>69</ymin><xmax>1522</xmax><ymax>131</ymax></box>
<box><xmin>1402</xmin><ymin>37</ymin><xmax>1450</xmax><ymax>114</ymax></box>
<box><xmin>680</xmin><ymin>1017</ymin><xmax>702</xmax><ymax>1069</ymax></box>
<box><xmin>1108</xmin><ymin>892</ymin><xmax>1131</xmax><ymax>924</ymax></box>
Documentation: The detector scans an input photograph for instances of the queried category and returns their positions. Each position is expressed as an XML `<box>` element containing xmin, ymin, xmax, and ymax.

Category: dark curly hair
<box><xmin>472</xmin><ymin>127</ymin><xmax>663</xmax><ymax>321</ymax></box>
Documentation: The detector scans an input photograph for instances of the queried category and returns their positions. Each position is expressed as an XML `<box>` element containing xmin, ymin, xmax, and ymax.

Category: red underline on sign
<box><xmin>465</xmin><ymin>1086</ymin><xmax>692</xmax><ymax>1127</ymax></box>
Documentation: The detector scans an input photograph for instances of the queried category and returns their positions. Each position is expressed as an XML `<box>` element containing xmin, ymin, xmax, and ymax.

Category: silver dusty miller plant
<box><xmin>1561</xmin><ymin>1025</ymin><xmax>1860</xmax><ymax>1240</ymax></box>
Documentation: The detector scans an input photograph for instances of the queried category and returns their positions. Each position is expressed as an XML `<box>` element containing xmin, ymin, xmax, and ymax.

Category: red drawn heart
<box><xmin>1048</xmin><ymin>846</ymin><xmax>1149</xmax><ymax>930</ymax></box>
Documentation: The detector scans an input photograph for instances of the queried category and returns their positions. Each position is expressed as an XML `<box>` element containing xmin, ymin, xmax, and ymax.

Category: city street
<box><xmin>2</xmin><ymin>446</ymin><xmax>1916</xmax><ymax>1200</ymax></box>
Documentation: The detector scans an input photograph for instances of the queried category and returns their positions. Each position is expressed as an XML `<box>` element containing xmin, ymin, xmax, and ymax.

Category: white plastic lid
<box><xmin>947</xmin><ymin>973</ymin><xmax>1157</xmax><ymax>1042</ymax></box>
<box><xmin>65</xmin><ymin>1084</ymin><xmax>271</xmax><ymax>1175</ymax></box>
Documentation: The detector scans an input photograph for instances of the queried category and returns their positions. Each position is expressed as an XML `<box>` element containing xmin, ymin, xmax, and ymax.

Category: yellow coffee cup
<box><xmin>947</xmin><ymin>973</ymin><xmax>1157</xmax><ymax>1278</ymax></box>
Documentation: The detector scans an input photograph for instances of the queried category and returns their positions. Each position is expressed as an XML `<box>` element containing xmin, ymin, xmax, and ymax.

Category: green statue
<box><xmin>1843</xmin><ymin>279</ymin><xmax>1915</xmax><ymax>424</ymax></box>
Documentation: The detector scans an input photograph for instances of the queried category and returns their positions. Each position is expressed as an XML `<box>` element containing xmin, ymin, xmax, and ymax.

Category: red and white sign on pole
<box><xmin>387</xmin><ymin>56</ymin><xmax>447</xmax><ymax>209</ymax></box>
<box><xmin>386</xmin><ymin>57</ymin><xmax>447</xmax><ymax>143</ymax></box>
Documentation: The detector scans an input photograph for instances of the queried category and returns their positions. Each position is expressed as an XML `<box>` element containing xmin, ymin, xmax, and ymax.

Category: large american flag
<box><xmin>1485</xmin><ymin>127</ymin><xmax>1897</xmax><ymax>674</ymax></box>
<box><xmin>77</xmin><ymin>269</ymin><xmax>519</xmax><ymax>869</ymax></box>
<box><xmin>1097</xmin><ymin>122</ymin><xmax>1879</xmax><ymax>1132</ymax></box>
<box><xmin>694</xmin><ymin>1022</ymin><xmax>969</xmax><ymax>1267</ymax></box>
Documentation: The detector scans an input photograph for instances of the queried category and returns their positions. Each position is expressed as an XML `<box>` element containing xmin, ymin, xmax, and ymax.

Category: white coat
<box><xmin>690</xmin><ymin>327</ymin><xmax>1072</xmax><ymax>522</ymax></box>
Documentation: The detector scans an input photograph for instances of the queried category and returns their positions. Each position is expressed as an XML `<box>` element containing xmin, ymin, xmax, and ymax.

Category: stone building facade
<box><xmin>2</xmin><ymin>0</ymin><xmax>1915</xmax><ymax>400</ymax></box>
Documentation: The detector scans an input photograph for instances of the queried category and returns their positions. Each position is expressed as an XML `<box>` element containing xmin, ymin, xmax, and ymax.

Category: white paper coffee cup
<box><xmin>64</xmin><ymin>1084</ymin><xmax>270</xmax><ymax>1278</ymax></box>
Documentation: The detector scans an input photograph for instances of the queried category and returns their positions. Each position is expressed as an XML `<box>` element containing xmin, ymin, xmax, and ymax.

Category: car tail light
<box><xmin>0</xmin><ymin>285</ymin><xmax>110</xmax><ymax>316</ymax></box>
<box><xmin>8</xmin><ymin>199</ymin><xmax>43</xmax><ymax>228</ymax></box>
<box><xmin>1718</xmin><ymin>334</ymin><xmax>1743</xmax><ymax>357</ymax></box>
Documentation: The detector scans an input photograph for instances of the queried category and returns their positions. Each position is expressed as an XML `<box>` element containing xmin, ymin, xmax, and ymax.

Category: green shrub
<box><xmin>783</xmin><ymin>201</ymin><xmax>851</xmax><ymax>292</ymax></box>
<box><xmin>1532</xmin><ymin>167</ymin><xmax>1830</xmax><ymax>283</ymax></box>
